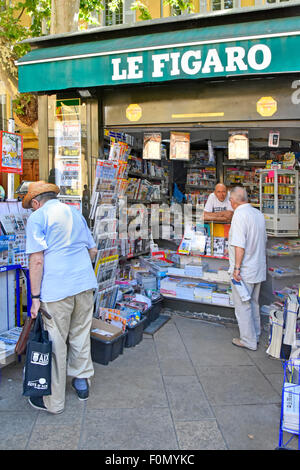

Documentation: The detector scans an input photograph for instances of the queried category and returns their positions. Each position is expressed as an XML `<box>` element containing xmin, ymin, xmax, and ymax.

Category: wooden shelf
<box><xmin>184</xmin><ymin>164</ymin><xmax>216</xmax><ymax>169</ymax></box>
<box><xmin>185</xmin><ymin>184</ymin><xmax>215</xmax><ymax>190</ymax></box>
<box><xmin>268</xmin><ymin>270</ymin><xmax>300</xmax><ymax>278</ymax></box>
<box><xmin>177</xmin><ymin>253</ymin><xmax>229</xmax><ymax>260</ymax></box>
<box><xmin>127</xmin><ymin>171</ymin><xmax>165</xmax><ymax>182</ymax></box>
<box><xmin>119</xmin><ymin>250</ymin><xmax>150</xmax><ymax>261</ymax></box>
<box><xmin>223</xmin><ymin>160</ymin><xmax>266</xmax><ymax>166</ymax></box>
<box><xmin>166</xmin><ymin>272</ymin><xmax>230</xmax><ymax>284</ymax></box>
<box><xmin>267</xmin><ymin>250</ymin><xmax>300</xmax><ymax>258</ymax></box>
<box><xmin>161</xmin><ymin>294</ymin><xmax>234</xmax><ymax>309</ymax></box>
<box><xmin>127</xmin><ymin>199</ymin><xmax>163</xmax><ymax>204</ymax></box>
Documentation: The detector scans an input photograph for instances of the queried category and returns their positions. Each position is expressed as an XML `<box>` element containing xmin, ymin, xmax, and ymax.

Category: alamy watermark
<box><xmin>95</xmin><ymin>198</ymin><xmax>205</xmax><ymax>240</ymax></box>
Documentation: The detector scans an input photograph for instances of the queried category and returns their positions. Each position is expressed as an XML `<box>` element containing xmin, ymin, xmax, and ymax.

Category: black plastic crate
<box><xmin>91</xmin><ymin>331</ymin><xmax>127</xmax><ymax>365</ymax></box>
<box><xmin>125</xmin><ymin>316</ymin><xmax>147</xmax><ymax>348</ymax></box>
<box><xmin>143</xmin><ymin>298</ymin><xmax>163</xmax><ymax>329</ymax></box>
<box><xmin>151</xmin><ymin>297</ymin><xmax>163</xmax><ymax>319</ymax></box>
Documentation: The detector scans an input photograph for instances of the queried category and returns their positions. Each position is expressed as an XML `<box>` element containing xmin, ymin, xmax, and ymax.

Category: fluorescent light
<box><xmin>78</xmin><ymin>89</ymin><xmax>92</xmax><ymax>97</ymax></box>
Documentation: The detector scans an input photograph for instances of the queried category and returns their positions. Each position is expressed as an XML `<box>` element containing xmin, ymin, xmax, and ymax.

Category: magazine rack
<box><xmin>0</xmin><ymin>264</ymin><xmax>22</xmax><ymax>329</ymax></box>
<box><xmin>0</xmin><ymin>264</ymin><xmax>25</xmax><ymax>366</ymax></box>
<box><xmin>278</xmin><ymin>359</ymin><xmax>300</xmax><ymax>450</ymax></box>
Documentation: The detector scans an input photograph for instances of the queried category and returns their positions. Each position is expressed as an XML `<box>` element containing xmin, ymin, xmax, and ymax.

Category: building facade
<box><xmin>0</xmin><ymin>1</ymin><xmax>39</xmax><ymax>197</ymax></box>
<box><xmin>16</xmin><ymin>2</ymin><xmax>300</xmax><ymax>205</ymax></box>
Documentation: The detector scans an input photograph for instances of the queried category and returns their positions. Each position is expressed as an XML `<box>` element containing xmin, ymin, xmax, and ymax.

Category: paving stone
<box><xmin>173</xmin><ymin>317</ymin><xmax>254</xmax><ymax>367</ymax></box>
<box><xmin>213</xmin><ymin>403</ymin><xmax>281</xmax><ymax>450</ymax></box>
<box><xmin>248</xmin><ymin>354</ymin><xmax>284</xmax><ymax>375</ymax></box>
<box><xmin>80</xmin><ymin>407</ymin><xmax>178</xmax><ymax>450</ymax></box>
<box><xmin>196</xmin><ymin>365</ymin><xmax>281</xmax><ymax>406</ymax></box>
<box><xmin>88</xmin><ymin>367</ymin><xmax>168</xmax><ymax>410</ymax></box>
<box><xmin>0</xmin><ymin>377</ymin><xmax>26</xmax><ymax>412</ymax></box>
<box><xmin>158</xmin><ymin>357</ymin><xmax>195</xmax><ymax>376</ymax></box>
<box><xmin>164</xmin><ymin>375</ymin><xmax>214</xmax><ymax>421</ymax></box>
<box><xmin>265</xmin><ymin>372</ymin><xmax>284</xmax><ymax>396</ymax></box>
<box><xmin>27</xmin><ymin>424</ymin><xmax>81</xmax><ymax>450</ymax></box>
<box><xmin>0</xmin><ymin>411</ymin><xmax>37</xmax><ymax>450</ymax></box>
<box><xmin>175</xmin><ymin>419</ymin><xmax>227</xmax><ymax>450</ymax></box>
<box><xmin>0</xmin><ymin>314</ymin><xmax>287</xmax><ymax>450</ymax></box>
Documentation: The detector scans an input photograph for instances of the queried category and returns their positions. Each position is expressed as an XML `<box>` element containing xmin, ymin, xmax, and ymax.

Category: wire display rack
<box><xmin>278</xmin><ymin>359</ymin><xmax>300</xmax><ymax>450</ymax></box>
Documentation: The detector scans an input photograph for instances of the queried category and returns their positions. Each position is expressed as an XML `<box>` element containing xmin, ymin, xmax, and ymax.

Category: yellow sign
<box><xmin>256</xmin><ymin>97</ymin><xmax>277</xmax><ymax>117</ymax></box>
<box><xmin>126</xmin><ymin>104</ymin><xmax>142</xmax><ymax>122</ymax></box>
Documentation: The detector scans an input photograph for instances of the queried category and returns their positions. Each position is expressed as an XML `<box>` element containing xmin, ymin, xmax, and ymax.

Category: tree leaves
<box><xmin>130</xmin><ymin>1</ymin><xmax>151</xmax><ymax>21</ymax></box>
<box><xmin>0</xmin><ymin>0</ymin><xmax>194</xmax><ymax>61</ymax></box>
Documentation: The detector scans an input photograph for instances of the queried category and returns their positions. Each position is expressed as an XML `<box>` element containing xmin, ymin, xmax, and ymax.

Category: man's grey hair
<box><xmin>230</xmin><ymin>186</ymin><xmax>248</xmax><ymax>203</ymax></box>
<box><xmin>34</xmin><ymin>192</ymin><xmax>58</xmax><ymax>203</ymax></box>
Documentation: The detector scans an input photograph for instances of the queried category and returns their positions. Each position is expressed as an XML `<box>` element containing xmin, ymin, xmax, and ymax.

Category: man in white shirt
<box><xmin>228</xmin><ymin>186</ymin><xmax>267</xmax><ymax>351</ymax></box>
<box><xmin>204</xmin><ymin>183</ymin><xmax>233</xmax><ymax>223</ymax></box>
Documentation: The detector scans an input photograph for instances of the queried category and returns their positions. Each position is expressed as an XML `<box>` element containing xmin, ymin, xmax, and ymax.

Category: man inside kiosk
<box><xmin>203</xmin><ymin>183</ymin><xmax>234</xmax><ymax>223</ymax></box>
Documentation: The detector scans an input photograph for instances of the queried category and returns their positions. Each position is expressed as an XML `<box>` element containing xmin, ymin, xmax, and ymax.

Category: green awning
<box><xmin>17</xmin><ymin>16</ymin><xmax>300</xmax><ymax>93</ymax></box>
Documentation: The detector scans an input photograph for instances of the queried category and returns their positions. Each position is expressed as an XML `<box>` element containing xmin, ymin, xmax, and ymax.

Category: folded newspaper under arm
<box><xmin>231</xmin><ymin>278</ymin><xmax>251</xmax><ymax>301</ymax></box>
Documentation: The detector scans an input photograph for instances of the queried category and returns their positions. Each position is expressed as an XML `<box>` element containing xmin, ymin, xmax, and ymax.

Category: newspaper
<box><xmin>231</xmin><ymin>278</ymin><xmax>251</xmax><ymax>301</ymax></box>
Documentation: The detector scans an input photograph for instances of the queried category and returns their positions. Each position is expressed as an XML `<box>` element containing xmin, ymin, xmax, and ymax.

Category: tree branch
<box><xmin>17</xmin><ymin>7</ymin><xmax>25</xmax><ymax>21</ymax></box>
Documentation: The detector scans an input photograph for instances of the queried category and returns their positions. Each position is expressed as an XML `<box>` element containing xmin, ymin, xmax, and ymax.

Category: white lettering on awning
<box><xmin>111</xmin><ymin>44</ymin><xmax>272</xmax><ymax>81</ymax></box>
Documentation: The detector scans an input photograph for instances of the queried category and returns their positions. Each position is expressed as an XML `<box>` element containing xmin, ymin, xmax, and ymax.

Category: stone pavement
<box><xmin>0</xmin><ymin>310</ymin><xmax>289</xmax><ymax>450</ymax></box>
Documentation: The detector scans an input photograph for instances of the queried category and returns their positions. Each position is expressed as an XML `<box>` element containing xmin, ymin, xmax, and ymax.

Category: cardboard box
<box><xmin>91</xmin><ymin>318</ymin><xmax>123</xmax><ymax>342</ymax></box>
<box><xmin>91</xmin><ymin>324</ymin><xmax>127</xmax><ymax>365</ymax></box>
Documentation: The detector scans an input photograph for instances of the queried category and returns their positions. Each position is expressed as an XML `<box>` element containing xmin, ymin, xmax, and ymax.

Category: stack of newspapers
<box><xmin>194</xmin><ymin>283</ymin><xmax>215</xmax><ymax>303</ymax></box>
<box><xmin>176</xmin><ymin>281</ymin><xmax>198</xmax><ymax>300</ymax></box>
<box><xmin>160</xmin><ymin>277</ymin><xmax>181</xmax><ymax>296</ymax></box>
<box><xmin>184</xmin><ymin>264</ymin><xmax>205</xmax><ymax>277</ymax></box>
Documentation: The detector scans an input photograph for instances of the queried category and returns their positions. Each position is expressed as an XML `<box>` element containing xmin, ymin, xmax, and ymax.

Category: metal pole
<box><xmin>25</xmin><ymin>268</ymin><xmax>31</xmax><ymax>317</ymax></box>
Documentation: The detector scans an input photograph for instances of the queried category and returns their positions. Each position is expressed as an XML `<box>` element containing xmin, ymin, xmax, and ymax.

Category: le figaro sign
<box><xmin>111</xmin><ymin>44</ymin><xmax>272</xmax><ymax>82</ymax></box>
<box><xmin>18</xmin><ymin>30</ymin><xmax>300</xmax><ymax>93</ymax></box>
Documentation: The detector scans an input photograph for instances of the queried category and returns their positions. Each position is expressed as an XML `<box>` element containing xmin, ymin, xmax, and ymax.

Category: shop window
<box><xmin>211</xmin><ymin>0</ymin><xmax>290</xmax><ymax>9</ymax></box>
<box><xmin>212</xmin><ymin>0</ymin><xmax>290</xmax><ymax>7</ymax></box>
<box><xmin>171</xmin><ymin>5</ymin><xmax>182</xmax><ymax>15</ymax></box>
<box><xmin>212</xmin><ymin>0</ymin><xmax>233</xmax><ymax>10</ymax></box>
<box><xmin>171</xmin><ymin>5</ymin><xmax>192</xmax><ymax>15</ymax></box>
<box><xmin>86</xmin><ymin>9</ymin><xmax>101</xmax><ymax>28</ymax></box>
<box><xmin>103</xmin><ymin>0</ymin><xmax>124</xmax><ymax>26</ymax></box>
